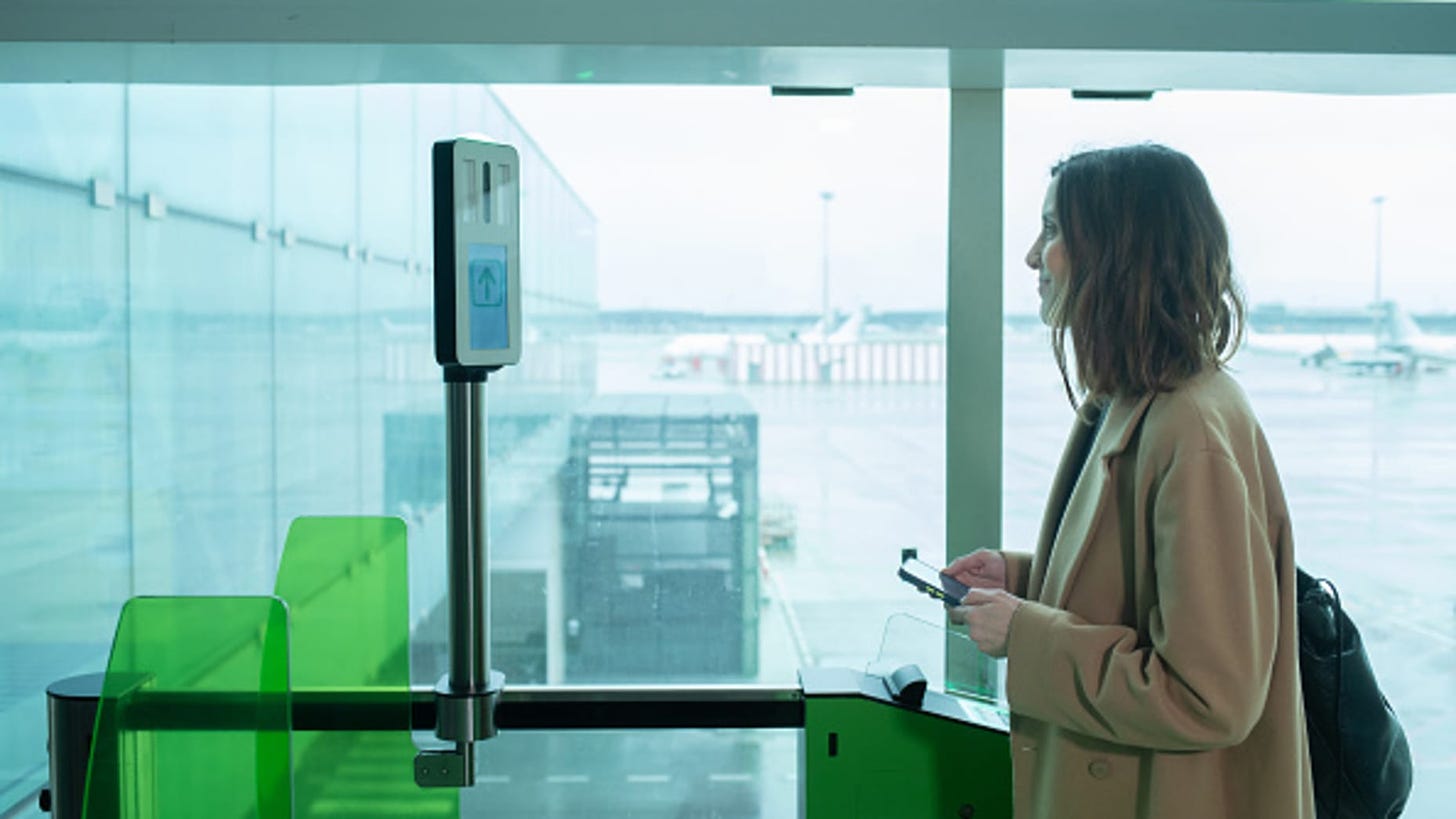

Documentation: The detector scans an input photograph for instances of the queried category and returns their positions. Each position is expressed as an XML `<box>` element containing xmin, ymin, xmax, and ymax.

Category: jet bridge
<box><xmin>561</xmin><ymin>392</ymin><xmax>760</xmax><ymax>680</ymax></box>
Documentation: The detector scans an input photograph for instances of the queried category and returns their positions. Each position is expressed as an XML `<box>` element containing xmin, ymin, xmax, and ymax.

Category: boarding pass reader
<box><xmin>434</xmin><ymin>137</ymin><xmax>521</xmax><ymax>371</ymax></box>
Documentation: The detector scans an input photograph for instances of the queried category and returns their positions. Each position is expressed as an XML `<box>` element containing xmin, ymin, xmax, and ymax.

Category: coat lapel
<box><xmin>1031</xmin><ymin>392</ymin><xmax>1156</xmax><ymax>608</ymax></box>
<box><xmin>1027</xmin><ymin>399</ymin><xmax>1103</xmax><ymax>601</ymax></box>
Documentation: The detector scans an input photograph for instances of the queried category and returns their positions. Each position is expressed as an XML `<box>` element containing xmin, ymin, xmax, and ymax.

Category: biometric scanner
<box><xmin>40</xmin><ymin>137</ymin><xmax>1011</xmax><ymax>818</ymax></box>
<box><xmin>413</xmin><ymin>136</ymin><xmax>524</xmax><ymax>787</ymax></box>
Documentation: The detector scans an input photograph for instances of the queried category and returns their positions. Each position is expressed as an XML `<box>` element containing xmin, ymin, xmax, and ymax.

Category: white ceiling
<box><xmin>2</xmin><ymin>1</ymin><xmax>1454</xmax><ymax>93</ymax></box>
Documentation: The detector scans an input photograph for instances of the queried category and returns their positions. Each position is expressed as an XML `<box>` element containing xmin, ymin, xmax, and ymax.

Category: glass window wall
<box><xmin>0</xmin><ymin>82</ymin><xmax>595</xmax><ymax>814</ymax></box>
<box><xmin>12</xmin><ymin>79</ymin><xmax>1447</xmax><ymax>819</ymax></box>
<box><xmin>3</xmin><ymin>80</ymin><xmax>946</xmax><ymax>818</ymax></box>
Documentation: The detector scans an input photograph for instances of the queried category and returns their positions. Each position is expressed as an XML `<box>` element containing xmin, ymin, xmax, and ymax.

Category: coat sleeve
<box><xmin>1004</xmin><ymin>447</ymin><xmax>1280</xmax><ymax>751</ymax></box>
<box><xmin>1003</xmin><ymin>550</ymin><xmax>1034</xmax><ymax>598</ymax></box>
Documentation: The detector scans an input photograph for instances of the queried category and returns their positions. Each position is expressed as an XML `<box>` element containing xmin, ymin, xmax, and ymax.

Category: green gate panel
<box><xmin>275</xmin><ymin>516</ymin><xmax>457</xmax><ymax>818</ymax></box>
<box><xmin>83</xmin><ymin>596</ymin><xmax>293</xmax><ymax>819</ymax></box>
<box><xmin>802</xmin><ymin>669</ymin><xmax>1012</xmax><ymax>819</ymax></box>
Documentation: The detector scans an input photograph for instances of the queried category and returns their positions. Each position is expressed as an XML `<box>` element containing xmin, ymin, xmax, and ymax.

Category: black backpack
<box><xmin>1296</xmin><ymin>568</ymin><xmax>1414</xmax><ymax>818</ymax></box>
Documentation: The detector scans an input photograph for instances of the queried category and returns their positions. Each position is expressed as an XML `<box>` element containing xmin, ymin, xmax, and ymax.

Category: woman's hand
<box><xmin>944</xmin><ymin>548</ymin><xmax>1008</xmax><ymax>592</ymax></box>
<box><xmin>950</xmin><ymin>589</ymin><xmax>1023</xmax><ymax>658</ymax></box>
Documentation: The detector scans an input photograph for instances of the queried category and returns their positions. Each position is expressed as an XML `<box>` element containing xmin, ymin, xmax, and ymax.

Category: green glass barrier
<box><xmin>83</xmin><ymin>596</ymin><xmax>293</xmax><ymax>819</ymax></box>
<box><xmin>275</xmin><ymin>516</ymin><xmax>457</xmax><ymax>818</ymax></box>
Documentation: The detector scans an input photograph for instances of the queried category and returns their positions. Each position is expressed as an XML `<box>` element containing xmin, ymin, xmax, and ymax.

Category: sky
<box><xmin>491</xmin><ymin>85</ymin><xmax>1456</xmax><ymax>315</ymax></box>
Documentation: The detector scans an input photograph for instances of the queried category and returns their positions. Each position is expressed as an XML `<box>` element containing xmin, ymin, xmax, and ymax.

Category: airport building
<box><xmin>3</xmin><ymin>3</ymin><xmax>1455</xmax><ymax>817</ymax></box>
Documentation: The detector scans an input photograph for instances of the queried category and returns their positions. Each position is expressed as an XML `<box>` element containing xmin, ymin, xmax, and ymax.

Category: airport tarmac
<box><xmin>4</xmin><ymin>327</ymin><xmax>1448</xmax><ymax>817</ymax></box>
<box><xmin>465</xmin><ymin>328</ymin><xmax>1455</xmax><ymax>817</ymax></box>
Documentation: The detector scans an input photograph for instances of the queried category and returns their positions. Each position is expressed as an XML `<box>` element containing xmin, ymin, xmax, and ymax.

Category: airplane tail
<box><xmin>798</xmin><ymin>310</ymin><xmax>846</xmax><ymax>342</ymax></box>
<box><xmin>827</xmin><ymin>306</ymin><xmax>869</xmax><ymax>343</ymax></box>
<box><xmin>1371</xmin><ymin>300</ymin><xmax>1424</xmax><ymax>348</ymax></box>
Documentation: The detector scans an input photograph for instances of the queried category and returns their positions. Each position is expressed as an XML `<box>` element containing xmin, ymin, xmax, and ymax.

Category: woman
<box><xmin>947</xmin><ymin>144</ymin><xmax>1314</xmax><ymax>818</ymax></box>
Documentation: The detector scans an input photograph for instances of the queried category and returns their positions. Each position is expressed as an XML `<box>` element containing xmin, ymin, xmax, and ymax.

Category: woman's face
<box><xmin>1025</xmin><ymin>177</ymin><xmax>1070</xmax><ymax>327</ymax></box>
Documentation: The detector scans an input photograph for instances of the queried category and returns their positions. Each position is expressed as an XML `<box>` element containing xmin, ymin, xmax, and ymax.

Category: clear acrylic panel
<box><xmin>871</xmin><ymin>612</ymin><xmax>1004</xmax><ymax>705</ymax></box>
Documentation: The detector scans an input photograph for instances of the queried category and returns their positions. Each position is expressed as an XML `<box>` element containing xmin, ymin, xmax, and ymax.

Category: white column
<box><xmin>946</xmin><ymin>88</ymin><xmax>1004</xmax><ymax>696</ymax></box>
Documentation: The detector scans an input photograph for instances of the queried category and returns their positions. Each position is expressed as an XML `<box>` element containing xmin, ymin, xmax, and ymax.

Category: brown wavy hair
<box><xmin>1046</xmin><ymin>144</ymin><xmax>1245</xmax><ymax>403</ymax></box>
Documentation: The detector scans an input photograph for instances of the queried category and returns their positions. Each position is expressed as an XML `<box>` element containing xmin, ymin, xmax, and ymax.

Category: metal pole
<box><xmin>445</xmin><ymin>378</ymin><xmax>489</xmax><ymax>691</ymax></box>
<box><xmin>1372</xmin><ymin>195</ymin><xmax>1385</xmax><ymax>305</ymax></box>
<box><xmin>417</xmin><ymin>368</ymin><xmax>502</xmax><ymax>787</ymax></box>
<box><xmin>1371</xmin><ymin>194</ymin><xmax>1387</xmax><ymax>348</ymax></box>
<box><xmin>44</xmin><ymin>674</ymin><xmax>108</xmax><ymax>819</ymax></box>
<box><xmin>820</xmin><ymin>190</ymin><xmax>834</xmax><ymax>332</ymax></box>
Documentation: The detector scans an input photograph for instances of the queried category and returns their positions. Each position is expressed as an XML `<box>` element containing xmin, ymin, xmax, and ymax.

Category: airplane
<box><xmin>1244</xmin><ymin>301</ymin><xmax>1455</xmax><ymax>376</ymax></box>
<box><xmin>653</xmin><ymin>307</ymin><xmax>902</xmax><ymax>380</ymax></box>
<box><xmin>791</xmin><ymin>311</ymin><xmax>841</xmax><ymax>344</ymax></box>
<box><xmin>1242</xmin><ymin>327</ymin><xmax>1360</xmax><ymax>368</ymax></box>
<box><xmin>655</xmin><ymin>331</ymin><xmax>768</xmax><ymax>379</ymax></box>
<box><xmin>1365</xmin><ymin>300</ymin><xmax>1456</xmax><ymax>373</ymax></box>
<box><xmin>793</xmin><ymin>306</ymin><xmax>896</xmax><ymax>344</ymax></box>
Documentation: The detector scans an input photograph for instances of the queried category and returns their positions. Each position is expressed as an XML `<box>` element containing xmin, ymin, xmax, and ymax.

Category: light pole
<box><xmin>1371</xmin><ymin>195</ymin><xmax>1387</xmax><ymax>348</ymax></box>
<box><xmin>1372</xmin><ymin>194</ymin><xmax>1386</xmax><ymax>305</ymax></box>
<box><xmin>820</xmin><ymin>190</ymin><xmax>834</xmax><ymax>333</ymax></box>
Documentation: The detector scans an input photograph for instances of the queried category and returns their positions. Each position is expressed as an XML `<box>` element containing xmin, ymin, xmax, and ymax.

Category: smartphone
<box><xmin>898</xmin><ymin>557</ymin><xmax>973</xmax><ymax>606</ymax></box>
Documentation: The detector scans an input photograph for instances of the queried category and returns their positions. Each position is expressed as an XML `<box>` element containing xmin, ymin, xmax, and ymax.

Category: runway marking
<box><xmin>760</xmin><ymin>546</ymin><xmax>815</xmax><ymax>667</ymax></box>
<box><xmin>709</xmin><ymin>773</ymin><xmax>754</xmax><ymax>783</ymax></box>
<box><xmin>545</xmin><ymin>774</ymin><xmax>591</xmax><ymax>784</ymax></box>
<box><xmin>627</xmin><ymin>774</ymin><xmax>672</xmax><ymax>784</ymax></box>
<box><xmin>477</xmin><ymin>775</ymin><xmax>511</xmax><ymax>784</ymax></box>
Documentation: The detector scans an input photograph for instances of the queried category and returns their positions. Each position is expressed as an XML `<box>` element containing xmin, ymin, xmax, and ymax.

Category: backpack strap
<box><xmin>1319</xmin><ymin>576</ymin><xmax>1343</xmax><ymax>819</ymax></box>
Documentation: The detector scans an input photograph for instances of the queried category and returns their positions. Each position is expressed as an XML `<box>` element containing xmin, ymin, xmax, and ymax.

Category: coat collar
<box><xmin>1096</xmin><ymin>391</ymin><xmax>1157</xmax><ymax>461</ymax></box>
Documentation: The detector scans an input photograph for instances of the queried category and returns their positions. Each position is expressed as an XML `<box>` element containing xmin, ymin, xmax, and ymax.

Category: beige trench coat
<box><xmin>1001</xmin><ymin>369</ymin><xmax>1315</xmax><ymax>819</ymax></box>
